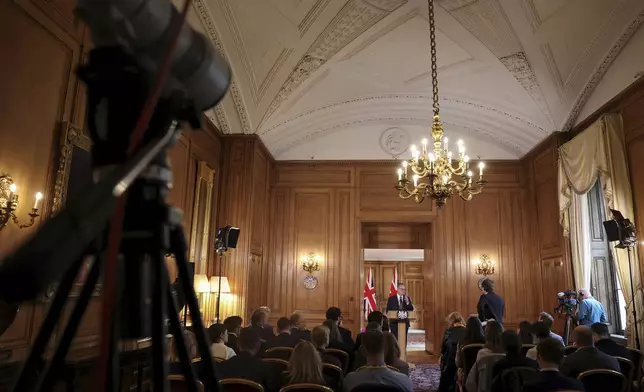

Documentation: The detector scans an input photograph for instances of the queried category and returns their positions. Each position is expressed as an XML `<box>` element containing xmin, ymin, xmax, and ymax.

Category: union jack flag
<box><xmin>363</xmin><ymin>267</ymin><xmax>377</xmax><ymax>320</ymax></box>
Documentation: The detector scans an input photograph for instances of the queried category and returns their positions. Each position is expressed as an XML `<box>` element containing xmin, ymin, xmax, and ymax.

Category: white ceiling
<box><xmin>188</xmin><ymin>0</ymin><xmax>644</xmax><ymax>160</ymax></box>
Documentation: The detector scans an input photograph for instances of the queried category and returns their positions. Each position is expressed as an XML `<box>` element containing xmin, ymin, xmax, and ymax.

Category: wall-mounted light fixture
<box><xmin>474</xmin><ymin>254</ymin><xmax>495</xmax><ymax>276</ymax></box>
<box><xmin>301</xmin><ymin>252</ymin><xmax>321</xmax><ymax>290</ymax></box>
<box><xmin>0</xmin><ymin>174</ymin><xmax>43</xmax><ymax>231</ymax></box>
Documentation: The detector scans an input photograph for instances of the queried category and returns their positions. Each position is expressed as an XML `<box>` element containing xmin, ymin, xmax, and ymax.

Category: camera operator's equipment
<box><xmin>0</xmin><ymin>0</ymin><xmax>231</xmax><ymax>390</ymax></box>
<box><xmin>213</xmin><ymin>226</ymin><xmax>240</xmax><ymax>322</ymax></box>
<box><xmin>555</xmin><ymin>290</ymin><xmax>578</xmax><ymax>345</ymax></box>
<box><xmin>604</xmin><ymin>209</ymin><xmax>640</xmax><ymax>350</ymax></box>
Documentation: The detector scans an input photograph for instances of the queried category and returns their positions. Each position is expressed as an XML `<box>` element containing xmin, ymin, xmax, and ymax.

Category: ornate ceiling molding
<box><xmin>258</xmin><ymin>0</ymin><xmax>407</xmax><ymax>127</ymax></box>
<box><xmin>499</xmin><ymin>52</ymin><xmax>552</xmax><ymax>120</ymax></box>
<box><xmin>194</xmin><ymin>0</ymin><xmax>251</xmax><ymax>134</ymax></box>
<box><xmin>259</xmin><ymin>94</ymin><xmax>547</xmax><ymax>135</ymax></box>
<box><xmin>561</xmin><ymin>8</ymin><xmax>644</xmax><ymax>131</ymax></box>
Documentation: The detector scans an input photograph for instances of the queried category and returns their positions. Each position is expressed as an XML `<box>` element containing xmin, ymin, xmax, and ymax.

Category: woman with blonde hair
<box><xmin>438</xmin><ymin>312</ymin><xmax>467</xmax><ymax>392</ymax></box>
<box><xmin>284</xmin><ymin>341</ymin><xmax>328</xmax><ymax>387</ymax></box>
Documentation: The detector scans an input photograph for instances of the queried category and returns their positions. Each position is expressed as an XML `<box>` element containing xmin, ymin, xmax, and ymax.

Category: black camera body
<box><xmin>555</xmin><ymin>290</ymin><xmax>578</xmax><ymax>316</ymax></box>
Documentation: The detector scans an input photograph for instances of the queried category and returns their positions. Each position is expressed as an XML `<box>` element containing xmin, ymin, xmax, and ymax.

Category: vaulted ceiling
<box><xmin>186</xmin><ymin>0</ymin><xmax>644</xmax><ymax>160</ymax></box>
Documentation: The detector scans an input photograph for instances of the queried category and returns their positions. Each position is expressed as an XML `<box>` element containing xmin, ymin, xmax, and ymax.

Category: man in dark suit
<box><xmin>243</xmin><ymin>308</ymin><xmax>275</xmax><ymax>343</ymax></box>
<box><xmin>591</xmin><ymin>322</ymin><xmax>632</xmax><ymax>360</ymax></box>
<box><xmin>491</xmin><ymin>330</ymin><xmax>538</xmax><ymax>384</ymax></box>
<box><xmin>385</xmin><ymin>283</ymin><xmax>414</xmax><ymax>341</ymax></box>
<box><xmin>326</xmin><ymin>306</ymin><xmax>355</xmax><ymax>347</ymax></box>
<box><xmin>223</xmin><ymin>316</ymin><xmax>243</xmax><ymax>354</ymax></box>
<box><xmin>523</xmin><ymin>337</ymin><xmax>585</xmax><ymax>392</ymax></box>
<box><xmin>265</xmin><ymin>317</ymin><xmax>298</xmax><ymax>349</ymax></box>
<box><xmin>290</xmin><ymin>312</ymin><xmax>311</xmax><ymax>341</ymax></box>
<box><xmin>217</xmin><ymin>329</ymin><xmax>280</xmax><ymax>392</ymax></box>
<box><xmin>560</xmin><ymin>325</ymin><xmax>620</xmax><ymax>379</ymax></box>
<box><xmin>477</xmin><ymin>278</ymin><xmax>504</xmax><ymax>326</ymax></box>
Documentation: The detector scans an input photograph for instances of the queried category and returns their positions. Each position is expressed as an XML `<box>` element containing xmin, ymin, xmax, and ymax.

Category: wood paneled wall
<box><xmin>363</xmin><ymin>223</ymin><xmax>427</xmax><ymax>249</ymax></box>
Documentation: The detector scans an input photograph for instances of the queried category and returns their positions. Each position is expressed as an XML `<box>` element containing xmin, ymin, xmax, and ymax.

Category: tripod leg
<box><xmin>162</xmin><ymin>260</ymin><xmax>200</xmax><ymax>392</ymax></box>
<box><xmin>35</xmin><ymin>257</ymin><xmax>102</xmax><ymax>392</ymax></box>
<box><xmin>151</xmin><ymin>251</ymin><xmax>169</xmax><ymax>392</ymax></box>
<box><xmin>170</xmin><ymin>226</ymin><xmax>218</xmax><ymax>391</ymax></box>
<box><xmin>13</xmin><ymin>255</ymin><xmax>87</xmax><ymax>391</ymax></box>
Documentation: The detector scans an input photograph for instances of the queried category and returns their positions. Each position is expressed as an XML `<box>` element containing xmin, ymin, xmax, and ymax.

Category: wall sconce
<box><xmin>301</xmin><ymin>253</ymin><xmax>321</xmax><ymax>290</ymax></box>
<box><xmin>0</xmin><ymin>174</ymin><xmax>43</xmax><ymax>231</ymax></box>
<box><xmin>474</xmin><ymin>254</ymin><xmax>495</xmax><ymax>276</ymax></box>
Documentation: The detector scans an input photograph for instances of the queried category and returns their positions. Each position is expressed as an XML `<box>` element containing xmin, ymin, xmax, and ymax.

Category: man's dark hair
<box><xmin>481</xmin><ymin>278</ymin><xmax>494</xmax><ymax>293</ymax></box>
<box><xmin>250</xmin><ymin>310</ymin><xmax>263</xmax><ymax>326</ymax></box>
<box><xmin>574</xmin><ymin>326</ymin><xmax>594</xmax><ymax>347</ymax></box>
<box><xmin>536</xmin><ymin>337</ymin><xmax>564</xmax><ymax>366</ymax></box>
<box><xmin>367</xmin><ymin>311</ymin><xmax>383</xmax><ymax>324</ymax></box>
<box><xmin>500</xmin><ymin>330</ymin><xmax>522</xmax><ymax>355</ymax></box>
<box><xmin>238</xmin><ymin>328</ymin><xmax>261</xmax><ymax>352</ymax></box>
<box><xmin>362</xmin><ymin>330</ymin><xmax>385</xmax><ymax>356</ymax></box>
<box><xmin>591</xmin><ymin>322</ymin><xmax>610</xmax><ymax>338</ymax></box>
<box><xmin>277</xmin><ymin>317</ymin><xmax>291</xmax><ymax>332</ymax></box>
<box><xmin>532</xmin><ymin>321</ymin><xmax>550</xmax><ymax>339</ymax></box>
<box><xmin>366</xmin><ymin>321</ymin><xmax>382</xmax><ymax>331</ymax></box>
<box><xmin>326</xmin><ymin>307</ymin><xmax>341</xmax><ymax>321</ymax></box>
<box><xmin>208</xmin><ymin>323</ymin><xmax>227</xmax><ymax>343</ymax></box>
<box><xmin>539</xmin><ymin>312</ymin><xmax>554</xmax><ymax>330</ymax></box>
<box><xmin>223</xmin><ymin>316</ymin><xmax>243</xmax><ymax>333</ymax></box>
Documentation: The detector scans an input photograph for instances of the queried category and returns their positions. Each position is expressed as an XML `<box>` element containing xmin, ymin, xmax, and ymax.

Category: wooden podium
<box><xmin>387</xmin><ymin>310</ymin><xmax>415</xmax><ymax>361</ymax></box>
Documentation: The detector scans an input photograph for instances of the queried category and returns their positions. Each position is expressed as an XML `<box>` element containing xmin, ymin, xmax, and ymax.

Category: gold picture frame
<box><xmin>189</xmin><ymin>161</ymin><xmax>215</xmax><ymax>275</ymax></box>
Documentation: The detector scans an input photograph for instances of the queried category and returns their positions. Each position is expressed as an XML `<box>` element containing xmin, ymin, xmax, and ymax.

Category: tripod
<box><xmin>625</xmin><ymin>245</ymin><xmax>640</xmax><ymax>350</ymax></box>
<box><xmin>7</xmin><ymin>48</ymin><xmax>218</xmax><ymax>392</ymax></box>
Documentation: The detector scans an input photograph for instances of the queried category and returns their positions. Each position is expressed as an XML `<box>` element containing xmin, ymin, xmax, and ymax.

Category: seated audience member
<box><xmin>218</xmin><ymin>329</ymin><xmax>279</xmax><ymax>392</ymax></box>
<box><xmin>311</xmin><ymin>325</ymin><xmax>342</xmax><ymax>367</ymax></box>
<box><xmin>489</xmin><ymin>330</ymin><xmax>538</xmax><ymax>392</ymax></box>
<box><xmin>539</xmin><ymin>312</ymin><xmax>565</xmax><ymax>346</ymax></box>
<box><xmin>560</xmin><ymin>325</ymin><xmax>620</xmax><ymax>379</ymax></box>
<box><xmin>456</xmin><ymin>316</ymin><xmax>485</xmax><ymax>369</ymax></box>
<box><xmin>591</xmin><ymin>322</ymin><xmax>632</xmax><ymax>360</ymax></box>
<box><xmin>266</xmin><ymin>317</ymin><xmax>298</xmax><ymax>350</ymax></box>
<box><xmin>244</xmin><ymin>307</ymin><xmax>275</xmax><ymax>342</ymax></box>
<box><xmin>352</xmin><ymin>321</ymin><xmax>384</xmax><ymax>371</ymax></box>
<box><xmin>167</xmin><ymin>329</ymin><xmax>200</xmax><ymax>375</ymax></box>
<box><xmin>518</xmin><ymin>320</ymin><xmax>533</xmax><ymax>345</ymax></box>
<box><xmin>476</xmin><ymin>320</ymin><xmax>504</xmax><ymax>361</ymax></box>
<box><xmin>384</xmin><ymin>331</ymin><xmax>410</xmax><ymax>376</ymax></box>
<box><xmin>323</xmin><ymin>319</ymin><xmax>351</xmax><ymax>352</ymax></box>
<box><xmin>283</xmin><ymin>341</ymin><xmax>329</xmax><ymax>388</ymax></box>
<box><xmin>438</xmin><ymin>312</ymin><xmax>466</xmax><ymax>392</ymax></box>
<box><xmin>343</xmin><ymin>330</ymin><xmax>414</xmax><ymax>392</ymax></box>
<box><xmin>354</xmin><ymin>311</ymin><xmax>384</xmax><ymax>351</ymax></box>
<box><xmin>209</xmin><ymin>323</ymin><xmax>236</xmax><ymax>360</ymax></box>
<box><xmin>223</xmin><ymin>316</ymin><xmax>243</xmax><ymax>354</ymax></box>
<box><xmin>523</xmin><ymin>338</ymin><xmax>584</xmax><ymax>392</ymax></box>
<box><xmin>290</xmin><ymin>312</ymin><xmax>312</xmax><ymax>341</ymax></box>
<box><xmin>326</xmin><ymin>307</ymin><xmax>355</xmax><ymax>346</ymax></box>
<box><xmin>526</xmin><ymin>321</ymin><xmax>551</xmax><ymax>360</ymax></box>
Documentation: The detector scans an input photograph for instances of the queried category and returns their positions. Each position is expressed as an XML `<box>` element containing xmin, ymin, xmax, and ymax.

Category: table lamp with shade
<box><xmin>191</xmin><ymin>274</ymin><xmax>210</xmax><ymax>325</ymax></box>
<box><xmin>210</xmin><ymin>276</ymin><xmax>230</xmax><ymax>323</ymax></box>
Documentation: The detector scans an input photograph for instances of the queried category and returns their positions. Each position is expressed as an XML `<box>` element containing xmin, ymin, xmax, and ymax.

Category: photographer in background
<box><xmin>577</xmin><ymin>289</ymin><xmax>607</xmax><ymax>326</ymax></box>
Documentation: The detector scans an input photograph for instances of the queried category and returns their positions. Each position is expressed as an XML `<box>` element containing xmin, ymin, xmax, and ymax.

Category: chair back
<box><xmin>521</xmin><ymin>344</ymin><xmax>535</xmax><ymax>357</ymax></box>
<box><xmin>219</xmin><ymin>378</ymin><xmax>265</xmax><ymax>392</ymax></box>
<box><xmin>349</xmin><ymin>385</ymin><xmax>407</xmax><ymax>392</ymax></box>
<box><xmin>563</xmin><ymin>345</ymin><xmax>578</xmax><ymax>356</ymax></box>
<box><xmin>616</xmin><ymin>356</ymin><xmax>634</xmax><ymax>391</ymax></box>
<box><xmin>628</xmin><ymin>347</ymin><xmax>643</xmax><ymax>386</ymax></box>
<box><xmin>386</xmin><ymin>365</ymin><xmax>400</xmax><ymax>372</ymax></box>
<box><xmin>322</xmin><ymin>364</ymin><xmax>343</xmax><ymax>391</ymax></box>
<box><xmin>280</xmin><ymin>383</ymin><xmax>333</xmax><ymax>392</ymax></box>
<box><xmin>168</xmin><ymin>375</ymin><xmax>205</xmax><ymax>392</ymax></box>
<box><xmin>263</xmin><ymin>358</ymin><xmax>289</xmax><ymax>375</ymax></box>
<box><xmin>324</xmin><ymin>348</ymin><xmax>349</xmax><ymax>373</ymax></box>
<box><xmin>461</xmin><ymin>343</ymin><xmax>484</xmax><ymax>379</ymax></box>
<box><xmin>578</xmin><ymin>369</ymin><xmax>626</xmax><ymax>392</ymax></box>
<box><xmin>499</xmin><ymin>366</ymin><xmax>538</xmax><ymax>391</ymax></box>
<box><xmin>265</xmin><ymin>347</ymin><xmax>294</xmax><ymax>361</ymax></box>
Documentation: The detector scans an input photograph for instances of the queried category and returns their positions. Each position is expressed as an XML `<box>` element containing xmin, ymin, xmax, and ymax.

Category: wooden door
<box><xmin>403</xmin><ymin>262</ymin><xmax>424</xmax><ymax>329</ymax></box>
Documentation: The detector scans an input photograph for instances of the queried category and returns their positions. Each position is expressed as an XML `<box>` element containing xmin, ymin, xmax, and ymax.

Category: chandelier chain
<box><xmin>428</xmin><ymin>0</ymin><xmax>439</xmax><ymax>117</ymax></box>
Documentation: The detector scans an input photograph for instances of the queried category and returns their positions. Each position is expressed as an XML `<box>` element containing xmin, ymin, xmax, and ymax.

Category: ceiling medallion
<box><xmin>394</xmin><ymin>0</ymin><xmax>487</xmax><ymax>208</ymax></box>
<box><xmin>380</xmin><ymin>127</ymin><xmax>410</xmax><ymax>157</ymax></box>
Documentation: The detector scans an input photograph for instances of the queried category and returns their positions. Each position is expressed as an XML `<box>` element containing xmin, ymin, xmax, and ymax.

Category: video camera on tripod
<box><xmin>0</xmin><ymin>0</ymin><xmax>231</xmax><ymax>391</ymax></box>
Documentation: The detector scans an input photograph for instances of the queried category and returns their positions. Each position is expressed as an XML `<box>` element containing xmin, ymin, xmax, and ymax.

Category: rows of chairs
<box><xmin>264</xmin><ymin>347</ymin><xmax>350</xmax><ymax>374</ymax></box>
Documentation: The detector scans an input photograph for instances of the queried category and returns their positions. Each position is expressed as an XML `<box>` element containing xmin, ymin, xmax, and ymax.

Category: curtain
<box><xmin>568</xmin><ymin>191</ymin><xmax>592</xmax><ymax>290</ymax></box>
<box><xmin>558</xmin><ymin>113</ymin><xmax>643</xmax><ymax>344</ymax></box>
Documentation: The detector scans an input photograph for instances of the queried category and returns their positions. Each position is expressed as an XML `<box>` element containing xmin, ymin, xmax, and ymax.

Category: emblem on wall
<box><xmin>380</xmin><ymin>128</ymin><xmax>410</xmax><ymax>157</ymax></box>
<box><xmin>303</xmin><ymin>275</ymin><xmax>318</xmax><ymax>290</ymax></box>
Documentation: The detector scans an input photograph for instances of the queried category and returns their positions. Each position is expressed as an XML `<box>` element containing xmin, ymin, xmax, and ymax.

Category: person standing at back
<box><xmin>477</xmin><ymin>278</ymin><xmax>504</xmax><ymax>326</ymax></box>
<box><xmin>578</xmin><ymin>288</ymin><xmax>607</xmax><ymax>326</ymax></box>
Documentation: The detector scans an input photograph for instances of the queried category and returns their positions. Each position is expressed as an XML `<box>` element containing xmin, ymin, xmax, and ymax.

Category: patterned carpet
<box><xmin>409</xmin><ymin>363</ymin><xmax>440</xmax><ymax>392</ymax></box>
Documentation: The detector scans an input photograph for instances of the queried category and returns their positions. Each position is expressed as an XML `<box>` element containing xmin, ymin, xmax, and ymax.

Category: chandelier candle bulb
<box><xmin>397</xmin><ymin>168</ymin><xmax>403</xmax><ymax>181</ymax></box>
<box><xmin>413</xmin><ymin>175</ymin><xmax>419</xmax><ymax>187</ymax></box>
<box><xmin>33</xmin><ymin>192</ymin><xmax>43</xmax><ymax>209</ymax></box>
<box><xmin>478</xmin><ymin>162</ymin><xmax>485</xmax><ymax>177</ymax></box>
<box><xmin>421</xmin><ymin>138</ymin><xmax>428</xmax><ymax>154</ymax></box>
<box><xmin>444</xmin><ymin>137</ymin><xmax>448</xmax><ymax>151</ymax></box>
<box><xmin>402</xmin><ymin>160</ymin><xmax>408</xmax><ymax>177</ymax></box>
<box><xmin>447</xmin><ymin>151</ymin><xmax>452</xmax><ymax>163</ymax></box>
<box><xmin>9</xmin><ymin>184</ymin><xmax>16</xmax><ymax>203</ymax></box>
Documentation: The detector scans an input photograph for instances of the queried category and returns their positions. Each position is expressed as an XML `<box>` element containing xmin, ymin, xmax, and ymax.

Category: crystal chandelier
<box><xmin>395</xmin><ymin>0</ymin><xmax>487</xmax><ymax>208</ymax></box>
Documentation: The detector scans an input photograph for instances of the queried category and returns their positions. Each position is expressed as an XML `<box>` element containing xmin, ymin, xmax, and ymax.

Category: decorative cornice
<box><xmin>194</xmin><ymin>0</ymin><xmax>251</xmax><ymax>134</ymax></box>
<box><xmin>499</xmin><ymin>52</ymin><xmax>552</xmax><ymax>120</ymax></box>
<box><xmin>561</xmin><ymin>8</ymin><xmax>644</xmax><ymax>131</ymax></box>
<box><xmin>259</xmin><ymin>94</ymin><xmax>547</xmax><ymax>135</ymax></box>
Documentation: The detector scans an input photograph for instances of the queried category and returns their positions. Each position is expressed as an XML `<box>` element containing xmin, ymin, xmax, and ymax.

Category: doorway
<box><xmin>360</xmin><ymin>223</ymin><xmax>430</xmax><ymax>352</ymax></box>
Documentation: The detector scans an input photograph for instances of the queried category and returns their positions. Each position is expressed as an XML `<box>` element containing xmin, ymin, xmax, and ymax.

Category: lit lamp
<box><xmin>210</xmin><ymin>276</ymin><xmax>230</xmax><ymax>324</ymax></box>
<box><xmin>191</xmin><ymin>274</ymin><xmax>209</xmax><ymax>325</ymax></box>
<box><xmin>301</xmin><ymin>253</ymin><xmax>321</xmax><ymax>290</ymax></box>
<box><xmin>0</xmin><ymin>174</ymin><xmax>43</xmax><ymax>231</ymax></box>
<box><xmin>474</xmin><ymin>254</ymin><xmax>495</xmax><ymax>276</ymax></box>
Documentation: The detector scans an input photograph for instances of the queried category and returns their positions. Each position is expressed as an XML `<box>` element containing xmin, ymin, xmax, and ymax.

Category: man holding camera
<box><xmin>577</xmin><ymin>289</ymin><xmax>607</xmax><ymax>326</ymax></box>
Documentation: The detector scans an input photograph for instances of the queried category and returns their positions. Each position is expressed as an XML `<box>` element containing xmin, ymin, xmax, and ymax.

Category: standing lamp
<box><xmin>193</xmin><ymin>274</ymin><xmax>210</xmax><ymax>325</ymax></box>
